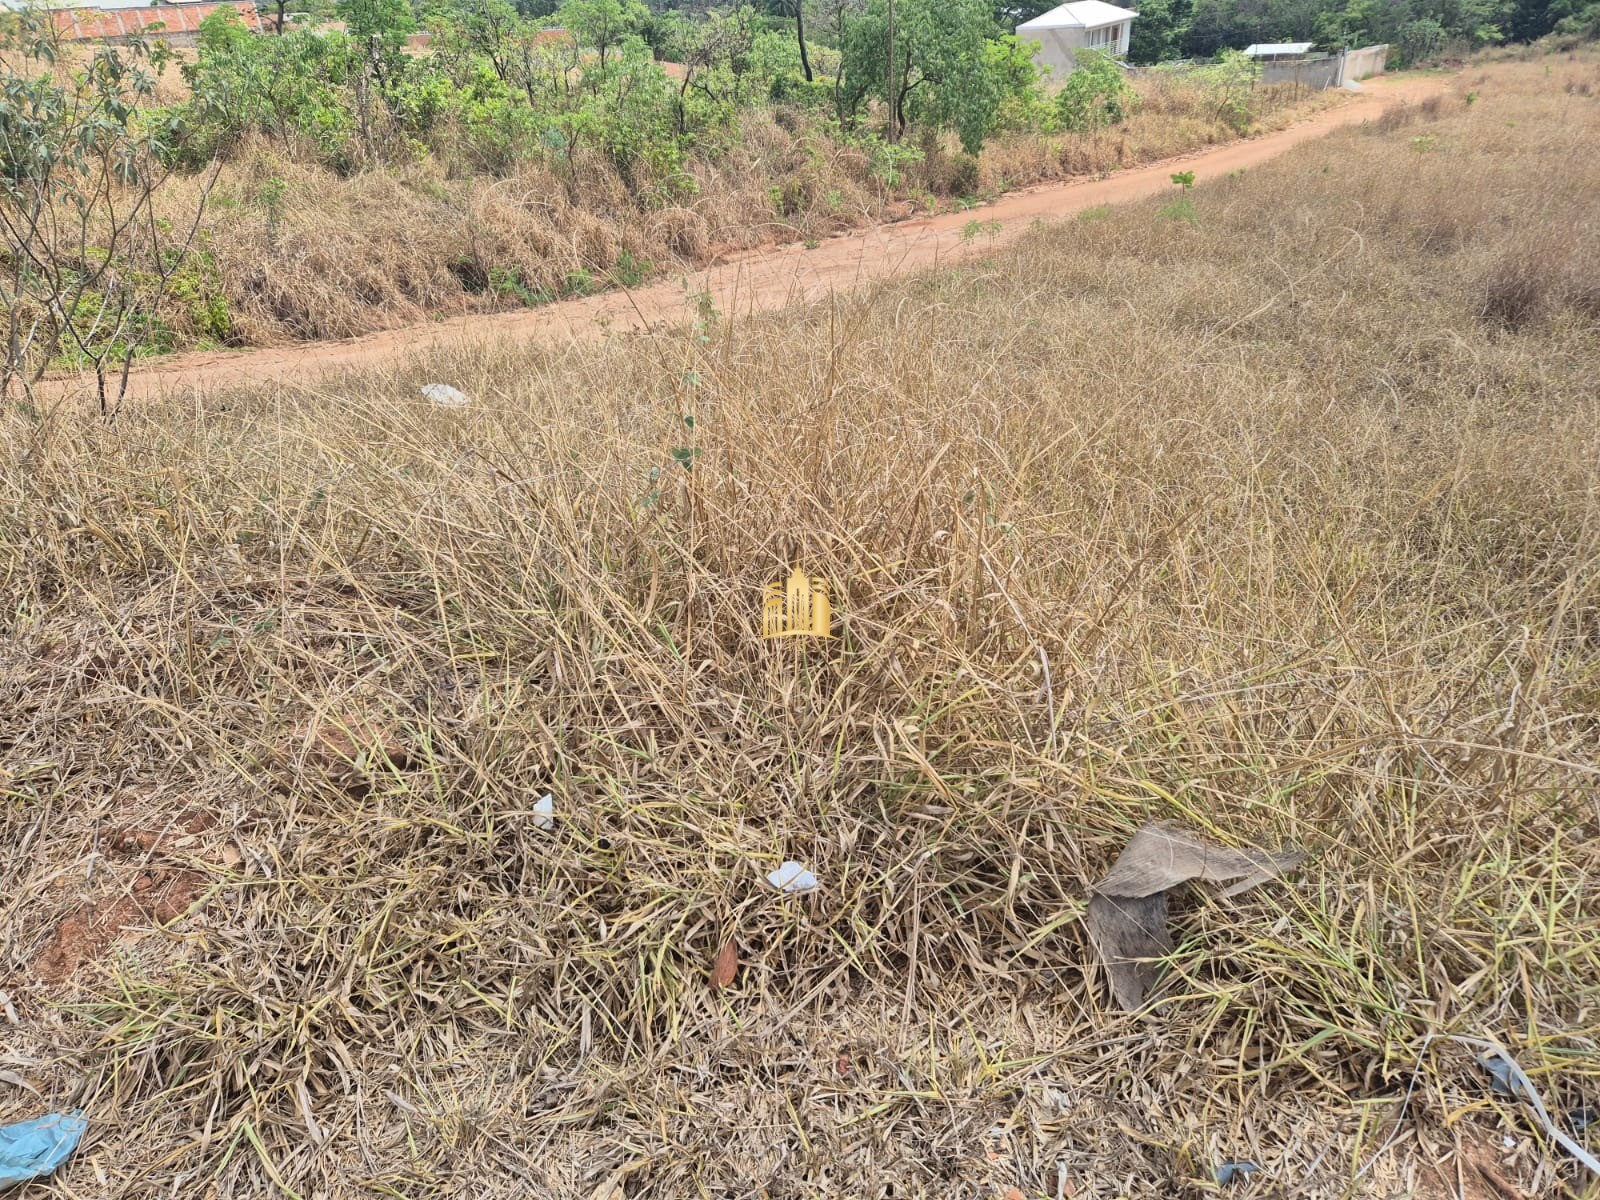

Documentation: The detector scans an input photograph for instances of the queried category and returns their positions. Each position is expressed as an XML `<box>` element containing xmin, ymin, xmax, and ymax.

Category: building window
<box><xmin>1088</xmin><ymin>24</ymin><xmax>1121</xmax><ymax>49</ymax></box>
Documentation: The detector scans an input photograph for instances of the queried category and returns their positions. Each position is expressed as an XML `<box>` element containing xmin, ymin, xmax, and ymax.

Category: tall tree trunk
<box><xmin>885</xmin><ymin>0</ymin><xmax>895</xmax><ymax>142</ymax></box>
<box><xmin>832</xmin><ymin>0</ymin><xmax>845</xmax><ymax>118</ymax></box>
<box><xmin>795</xmin><ymin>0</ymin><xmax>813</xmax><ymax>83</ymax></box>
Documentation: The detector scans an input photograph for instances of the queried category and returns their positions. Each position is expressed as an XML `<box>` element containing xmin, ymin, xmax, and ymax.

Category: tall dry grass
<box><xmin>154</xmin><ymin>76</ymin><xmax>1339</xmax><ymax>347</ymax></box>
<box><xmin>2</xmin><ymin>52</ymin><xmax>1599</xmax><ymax>1200</ymax></box>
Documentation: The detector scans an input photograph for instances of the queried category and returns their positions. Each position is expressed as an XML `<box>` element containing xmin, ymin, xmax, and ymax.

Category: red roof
<box><xmin>51</xmin><ymin>2</ymin><xmax>263</xmax><ymax>41</ymax></box>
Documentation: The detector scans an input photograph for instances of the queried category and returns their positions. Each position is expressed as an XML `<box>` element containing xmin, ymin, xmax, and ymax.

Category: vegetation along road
<box><xmin>101</xmin><ymin>72</ymin><xmax>1448</xmax><ymax>398</ymax></box>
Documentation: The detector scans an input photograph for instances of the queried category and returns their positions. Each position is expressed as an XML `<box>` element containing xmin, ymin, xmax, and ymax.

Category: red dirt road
<box><xmin>102</xmin><ymin>74</ymin><xmax>1449</xmax><ymax>398</ymax></box>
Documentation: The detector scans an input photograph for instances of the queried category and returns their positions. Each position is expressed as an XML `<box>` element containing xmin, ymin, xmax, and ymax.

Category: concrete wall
<box><xmin>1341</xmin><ymin>44</ymin><xmax>1389</xmax><ymax>80</ymax></box>
<box><xmin>1259</xmin><ymin>44</ymin><xmax>1388</xmax><ymax>89</ymax></box>
<box><xmin>102</xmin><ymin>30</ymin><xmax>202</xmax><ymax>44</ymax></box>
<box><xmin>1260</xmin><ymin>55</ymin><xmax>1342</xmax><ymax>89</ymax></box>
<box><xmin>1029</xmin><ymin>28</ymin><xmax>1083</xmax><ymax>78</ymax></box>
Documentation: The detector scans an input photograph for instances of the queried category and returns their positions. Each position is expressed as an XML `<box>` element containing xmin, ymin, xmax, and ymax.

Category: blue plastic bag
<box><xmin>1215</xmin><ymin>1160</ymin><xmax>1260</xmax><ymax>1186</ymax></box>
<box><xmin>0</xmin><ymin>1112</ymin><xmax>87</xmax><ymax>1191</ymax></box>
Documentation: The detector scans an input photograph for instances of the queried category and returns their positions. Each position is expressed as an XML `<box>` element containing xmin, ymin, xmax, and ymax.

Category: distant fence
<box><xmin>1259</xmin><ymin>44</ymin><xmax>1388</xmax><ymax>89</ymax></box>
<box><xmin>1128</xmin><ymin>44</ymin><xmax>1389</xmax><ymax>90</ymax></box>
<box><xmin>1260</xmin><ymin>55</ymin><xmax>1342</xmax><ymax>89</ymax></box>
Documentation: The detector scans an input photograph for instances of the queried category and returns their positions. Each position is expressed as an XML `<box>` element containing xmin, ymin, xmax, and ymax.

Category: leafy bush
<box><xmin>1056</xmin><ymin>50</ymin><xmax>1134</xmax><ymax>131</ymax></box>
<box><xmin>1190</xmin><ymin>49</ymin><xmax>1257</xmax><ymax>133</ymax></box>
<box><xmin>178</xmin><ymin>17</ymin><xmax>362</xmax><ymax>168</ymax></box>
<box><xmin>1398</xmin><ymin>17</ymin><xmax>1448</xmax><ymax>64</ymax></box>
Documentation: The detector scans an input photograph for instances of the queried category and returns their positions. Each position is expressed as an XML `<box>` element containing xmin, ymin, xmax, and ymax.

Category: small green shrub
<box><xmin>489</xmin><ymin>266</ymin><xmax>550</xmax><ymax>307</ymax></box>
<box><xmin>1158</xmin><ymin>197</ymin><xmax>1197</xmax><ymax>222</ymax></box>
<box><xmin>612</xmin><ymin>250</ymin><xmax>652</xmax><ymax>287</ymax></box>
<box><xmin>1057</xmin><ymin>50</ymin><xmax>1134</xmax><ymax>132</ymax></box>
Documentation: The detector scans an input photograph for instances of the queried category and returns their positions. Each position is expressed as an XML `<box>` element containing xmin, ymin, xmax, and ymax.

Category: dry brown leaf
<box><xmin>1088</xmin><ymin>821</ymin><xmax>1303</xmax><ymax>1010</ymax></box>
<box><xmin>710</xmin><ymin>936</ymin><xmax>738</xmax><ymax>989</ymax></box>
<box><xmin>1094</xmin><ymin>821</ymin><xmax>1304</xmax><ymax>899</ymax></box>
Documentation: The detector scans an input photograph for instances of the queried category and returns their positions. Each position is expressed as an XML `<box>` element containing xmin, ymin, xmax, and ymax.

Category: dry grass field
<box><xmin>2</xmin><ymin>49</ymin><xmax>1599</xmax><ymax>1200</ymax></box>
<box><xmin>157</xmin><ymin>74</ymin><xmax>1337</xmax><ymax>347</ymax></box>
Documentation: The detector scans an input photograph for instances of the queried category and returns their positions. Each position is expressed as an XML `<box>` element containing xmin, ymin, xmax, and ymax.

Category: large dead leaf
<box><xmin>1087</xmin><ymin>822</ymin><xmax>1304</xmax><ymax>1010</ymax></box>
<box><xmin>710</xmin><ymin>937</ymin><xmax>739</xmax><ymax>990</ymax></box>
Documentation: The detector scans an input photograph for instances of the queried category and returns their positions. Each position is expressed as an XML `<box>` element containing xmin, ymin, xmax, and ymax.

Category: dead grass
<box><xmin>2</xmin><ymin>52</ymin><xmax>1599</xmax><ymax>1200</ymax></box>
<box><xmin>152</xmin><ymin>76</ymin><xmax>1343</xmax><ymax>349</ymax></box>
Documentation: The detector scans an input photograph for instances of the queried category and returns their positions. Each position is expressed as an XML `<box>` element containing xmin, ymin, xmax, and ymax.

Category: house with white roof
<box><xmin>1242</xmin><ymin>42</ymin><xmax>1317</xmax><ymax>61</ymax></box>
<box><xmin>1017</xmin><ymin>1</ymin><xmax>1139</xmax><ymax>78</ymax></box>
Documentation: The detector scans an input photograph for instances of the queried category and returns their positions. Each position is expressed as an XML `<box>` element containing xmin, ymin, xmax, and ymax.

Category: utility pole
<box><xmin>886</xmin><ymin>0</ymin><xmax>896</xmax><ymax>142</ymax></box>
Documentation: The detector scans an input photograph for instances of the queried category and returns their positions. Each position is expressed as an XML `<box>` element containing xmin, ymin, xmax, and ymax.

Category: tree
<box><xmin>1313</xmin><ymin>0</ymin><xmax>1400</xmax><ymax>52</ymax></box>
<box><xmin>337</xmin><ymin>0</ymin><xmax>414</xmax><ymax>87</ymax></box>
<box><xmin>453</xmin><ymin>0</ymin><xmax>522</xmax><ymax>80</ymax></box>
<box><xmin>555</xmin><ymin>0</ymin><xmax>650</xmax><ymax>69</ymax></box>
<box><xmin>993</xmin><ymin>0</ymin><xmax>1056</xmax><ymax>23</ymax></box>
<box><xmin>767</xmin><ymin>0</ymin><xmax>815</xmax><ymax>81</ymax></box>
<box><xmin>183</xmin><ymin>14</ymin><xmax>368</xmax><ymax>167</ymax></box>
<box><xmin>1179</xmin><ymin>0</ymin><xmax>1239</xmax><ymax>57</ymax></box>
<box><xmin>1552</xmin><ymin>1</ymin><xmax>1600</xmax><ymax>36</ymax></box>
<box><xmin>0</xmin><ymin>10</ymin><xmax>214</xmax><ymax>416</ymax></box>
<box><xmin>1423</xmin><ymin>0</ymin><xmax>1513</xmax><ymax>43</ymax></box>
<box><xmin>840</xmin><ymin>0</ymin><xmax>1015</xmax><ymax>152</ymax></box>
<box><xmin>1398</xmin><ymin>15</ymin><xmax>1448</xmax><ymax>59</ymax></box>
<box><xmin>1126</xmin><ymin>0</ymin><xmax>1191</xmax><ymax>61</ymax></box>
<box><xmin>337</xmin><ymin>0</ymin><xmax>415</xmax><ymax>49</ymax></box>
<box><xmin>1508</xmin><ymin>0</ymin><xmax>1555</xmax><ymax>39</ymax></box>
<box><xmin>670</xmin><ymin>6</ymin><xmax>758</xmax><ymax>130</ymax></box>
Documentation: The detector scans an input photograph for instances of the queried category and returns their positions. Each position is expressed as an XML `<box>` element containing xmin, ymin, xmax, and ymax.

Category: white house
<box><xmin>1017</xmin><ymin>1</ymin><xmax>1140</xmax><ymax>78</ymax></box>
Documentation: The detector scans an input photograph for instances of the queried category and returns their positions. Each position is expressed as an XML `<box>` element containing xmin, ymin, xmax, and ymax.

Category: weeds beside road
<box><xmin>102</xmin><ymin>75</ymin><xmax>1435</xmax><ymax>399</ymax></box>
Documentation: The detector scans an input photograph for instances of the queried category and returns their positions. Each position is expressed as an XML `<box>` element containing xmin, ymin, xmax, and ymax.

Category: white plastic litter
<box><xmin>533</xmin><ymin>793</ymin><xmax>555</xmax><ymax>831</ymax></box>
<box><xmin>421</xmin><ymin>383</ymin><xmax>470</xmax><ymax>407</ymax></box>
<box><xmin>766</xmin><ymin>861</ymin><xmax>818</xmax><ymax>893</ymax></box>
<box><xmin>1354</xmin><ymin>1035</ymin><xmax>1600</xmax><ymax>1184</ymax></box>
<box><xmin>1473</xmin><ymin>1044</ymin><xmax>1600</xmax><ymax>1175</ymax></box>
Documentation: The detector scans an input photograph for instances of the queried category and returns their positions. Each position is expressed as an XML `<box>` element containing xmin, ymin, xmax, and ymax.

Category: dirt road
<box><xmin>105</xmin><ymin>74</ymin><xmax>1448</xmax><ymax>397</ymax></box>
